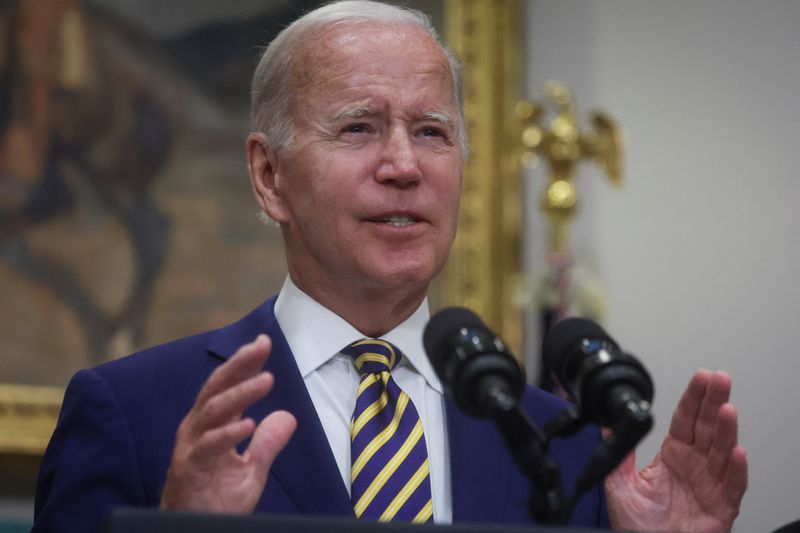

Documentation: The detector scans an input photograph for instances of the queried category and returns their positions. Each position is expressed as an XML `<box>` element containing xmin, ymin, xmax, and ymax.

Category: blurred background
<box><xmin>522</xmin><ymin>2</ymin><xmax>800</xmax><ymax>533</ymax></box>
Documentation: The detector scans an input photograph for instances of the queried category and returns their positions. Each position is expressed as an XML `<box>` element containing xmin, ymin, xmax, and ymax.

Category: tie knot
<box><xmin>342</xmin><ymin>339</ymin><xmax>400</xmax><ymax>375</ymax></box>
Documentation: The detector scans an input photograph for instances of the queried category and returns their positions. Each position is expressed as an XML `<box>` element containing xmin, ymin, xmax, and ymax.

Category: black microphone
<box><xmin>423</xmin><ymin>307</ymin><xmax>525</xmax><ymax>418</ymax></box>
<box><xmin>543</xmin><ymin>317</ymin><xmax>653</xmax><ymax>426</ymax></box>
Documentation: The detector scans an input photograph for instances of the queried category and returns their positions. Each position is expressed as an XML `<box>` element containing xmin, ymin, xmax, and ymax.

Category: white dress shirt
<box><xmin>274</xmin><ymin>276</ymin><xmax>452</xmax><ymax>523</ymax></box>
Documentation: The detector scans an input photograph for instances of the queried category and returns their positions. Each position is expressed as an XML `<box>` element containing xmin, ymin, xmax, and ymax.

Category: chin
<box><xmin>374</xmin><ymin>263</ymin><xmax>441</xmax><ymax>293</ymax></box>
<box><xmin>359</xmin><ymin>247</ymin><xmax>447</xmax><ymax>290</ymax></box>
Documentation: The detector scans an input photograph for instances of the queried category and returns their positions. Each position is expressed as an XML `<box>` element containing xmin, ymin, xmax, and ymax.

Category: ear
<box><xmin>247</xmin><ymin>132</ymin><xmax>291</xmax><ymax>223</ymax></box>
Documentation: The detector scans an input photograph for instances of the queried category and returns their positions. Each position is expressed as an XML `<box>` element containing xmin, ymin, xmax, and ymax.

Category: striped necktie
<box><xmin>342</xmin><ymin>339</ymin><xmax>433</xmax><ymax>523</ymax></box>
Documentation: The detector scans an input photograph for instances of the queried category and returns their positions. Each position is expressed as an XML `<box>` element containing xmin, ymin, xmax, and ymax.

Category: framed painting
<box><xmin>0</xmin><ymin>0</ymin><xmax>523</xmax><ymax>486</ymax></box>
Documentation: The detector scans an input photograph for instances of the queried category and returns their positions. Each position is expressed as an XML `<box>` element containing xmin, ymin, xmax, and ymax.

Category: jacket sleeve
<box><xmin>33</xmin><ymin>368</ymin><xmax>148</xmax><ymax>533</ymax></box>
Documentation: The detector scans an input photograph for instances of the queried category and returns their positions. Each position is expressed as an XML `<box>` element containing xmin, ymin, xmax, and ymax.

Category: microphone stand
<box><xmin>485</xmin><ymin>387</ymin><xmax>652</xmax><ymax>525</ymax></box>
<box><xmin>492</xmin><ymin>405</ymin><xmax>567</xmax><ymax>524</ymax></box>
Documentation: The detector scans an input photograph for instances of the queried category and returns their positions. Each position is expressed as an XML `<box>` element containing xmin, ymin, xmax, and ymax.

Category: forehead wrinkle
<box><xmin>292</xmin><ymin>23</ymin><xmax>454</xmax><ymax>94</ymax></box>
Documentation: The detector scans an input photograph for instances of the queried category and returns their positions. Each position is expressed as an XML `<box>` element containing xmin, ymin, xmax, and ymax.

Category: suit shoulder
<box><xmin>91</xmin><ymin>295</ymin><xmax>281</xmax><ymax>386</ymax></box>
<box><xmin>87</xmin><ymin>297</ymin><xmax>277</xmax><ymax>389</ymax></box>
<box><xmin>91</xmin><ymin>328</ymin><xmax>220</xmax><ymax>386</ymax></box>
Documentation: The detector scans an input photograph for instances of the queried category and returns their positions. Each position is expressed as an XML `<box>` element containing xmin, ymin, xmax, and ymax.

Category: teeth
<box><xmin>381</xmin><ymin>215</ymin><xmax>415</xmax><ymax>227</ymax></box>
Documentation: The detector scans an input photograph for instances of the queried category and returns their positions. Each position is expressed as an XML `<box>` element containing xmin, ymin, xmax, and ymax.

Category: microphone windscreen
<box><xmin>543</xmin><ymin>317</ymin><xmax>617</xmax><ymax>370</ymax></box>
<box><xmin>423</xmin><ymin>307</ymin><xmax>485</xmax><ymax>363</ymax></box>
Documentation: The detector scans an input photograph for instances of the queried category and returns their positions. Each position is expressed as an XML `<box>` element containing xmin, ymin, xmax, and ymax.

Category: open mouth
<box><xmin>378</xmin><ymin>215</ymin><xmax>418</xmax><ymax>228</ymax></box>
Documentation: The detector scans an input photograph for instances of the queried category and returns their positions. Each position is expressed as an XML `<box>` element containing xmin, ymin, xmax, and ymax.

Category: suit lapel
<box><xmin>446</xmin><ymin>398</ymin><xmax>509</xmax><ymax>523</ymax></box>
<box><xmin>206</xmin><ymin>298</ymin><xmax>353</xmax><ymax>516</ymax></box>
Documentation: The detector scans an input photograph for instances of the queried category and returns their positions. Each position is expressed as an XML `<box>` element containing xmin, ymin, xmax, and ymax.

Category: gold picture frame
<box><xmin>442</xmin><ymin>0</ymin><xmax>523</xmax><ymax>354</ymax></box>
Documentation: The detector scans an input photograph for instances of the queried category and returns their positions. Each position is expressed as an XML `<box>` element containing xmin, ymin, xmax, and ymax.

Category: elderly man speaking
<box><xmin>33</xmin><ymin>2</ymin><xmax>747</xmax><ymax>532</ymax></box>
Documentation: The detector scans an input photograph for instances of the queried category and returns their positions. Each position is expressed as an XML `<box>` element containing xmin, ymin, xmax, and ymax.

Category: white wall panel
<box><xmin>525</xmin><ymin>2</ymin><xmax>800</xmax><ymax>531</ymax></box>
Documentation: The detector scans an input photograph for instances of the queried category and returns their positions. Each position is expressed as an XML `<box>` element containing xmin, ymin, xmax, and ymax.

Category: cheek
<box><xmin>436</xmin><ymin>171</ymin><xmax>462</xmax><ymax>239</ymax></box>
<box><xmin>429</xmin><ymin>161</ymin><xmax>462</xmax><ymax>207</ymax></box>
<box><xmin>282</xmin><ymin>158</ymin><xmax>332</xmax><ymax>211</ymax></box>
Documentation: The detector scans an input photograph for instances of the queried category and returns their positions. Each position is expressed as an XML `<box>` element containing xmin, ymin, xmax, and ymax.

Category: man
<box><xmin>33</xmin><ymin>2</ymin><xmax>748</xmax><ymax>532</ymax></box>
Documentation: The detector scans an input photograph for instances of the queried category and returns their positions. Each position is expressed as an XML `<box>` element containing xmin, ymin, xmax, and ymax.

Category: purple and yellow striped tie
<box><xmin>343</xmin><ymin>339</ymin><xmax>433</xmax><ymax>523</ymax></box>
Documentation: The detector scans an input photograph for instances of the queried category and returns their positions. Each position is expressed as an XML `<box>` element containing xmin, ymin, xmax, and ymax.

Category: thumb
<box><xmin>604</xmin><ymin>448</ymin><xmax>638</xmax><ymax>497</ymax></box>
<box><xmin>603</xmin><ymin>425</ymin><xmax>637</xmax><ymax>494</ymax></box>
<box><xmin>612</xmin><ymin>449</ymin><xmax>637</xmax><ymax>478</ymax></box>
<box><xmin>600</xmin><ymin>426</ymin><xmax>637</xmax><ymax>483</ymax></box>
<box><xmin>604</xmin><ymin>449</ymin><xmax>641</xmax><ymax>532</ymax></box>
<box><xmin>246</xmin><ymin>410</ymin><xmax>297</xmax><ymax>475</ymax></box>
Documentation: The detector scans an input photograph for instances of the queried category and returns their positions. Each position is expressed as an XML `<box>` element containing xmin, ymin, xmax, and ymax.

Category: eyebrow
<box><xmin>334</xmin><ymin>106</ymin><xmax>376</xmax><ymax>121</ymax></box>
<box><xmin>423</xmin><ymin>111</ymin><xmax>455</xmax><ymax>130</ymax></box>
<box><xmin>333</xmin><ymin>106</ymin><xmax>456</xmax><ymax>130</ymax></box>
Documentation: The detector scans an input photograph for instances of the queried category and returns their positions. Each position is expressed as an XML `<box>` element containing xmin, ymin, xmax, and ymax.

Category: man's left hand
<box><xmin>604</xmin><ymin>370</ymin><xmax>748</xmax><ymax>532</ymax></box>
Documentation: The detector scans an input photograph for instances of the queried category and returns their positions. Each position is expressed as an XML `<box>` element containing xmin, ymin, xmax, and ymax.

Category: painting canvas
<box><xmin>0</xmin><ymin>0</ymin><xmax>330</xmax><ymax>389</ymax></box>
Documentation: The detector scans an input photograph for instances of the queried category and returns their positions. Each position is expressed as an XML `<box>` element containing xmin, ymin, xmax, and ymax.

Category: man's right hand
<box><xmin>160</xmin><ymin>334</ymin><xmax>297</xmax><ymax>512</ymax></box>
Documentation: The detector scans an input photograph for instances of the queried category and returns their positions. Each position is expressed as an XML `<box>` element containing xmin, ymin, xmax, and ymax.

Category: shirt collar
<box><xmin>274</xmin><ymin>276</ymin><xmax>443</xmax><ymax>394</ymax></box>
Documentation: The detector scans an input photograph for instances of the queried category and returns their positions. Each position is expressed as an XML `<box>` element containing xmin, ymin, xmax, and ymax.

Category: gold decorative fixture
<box><xmin>516</xmin><ymin>82</ymin><xmax>624</xmax><ymax>254</ymax></box>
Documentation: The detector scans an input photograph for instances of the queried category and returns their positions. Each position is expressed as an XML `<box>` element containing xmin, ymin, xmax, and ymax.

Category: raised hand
<box><xmin>160</xmin><ymin>335</ymin><xmax>297</xmax><ymax>512</ymax></box>
<box><xmin>605</xmin><ymin>370</ymin><xmax>748</xmax><ymax>532</ymax></box>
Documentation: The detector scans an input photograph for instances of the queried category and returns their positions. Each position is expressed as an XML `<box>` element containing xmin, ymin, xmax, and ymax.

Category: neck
<box><xmin>289</xmin><ymin>274</ymin><xmax>428</xmax><ymax>338</ymax></box>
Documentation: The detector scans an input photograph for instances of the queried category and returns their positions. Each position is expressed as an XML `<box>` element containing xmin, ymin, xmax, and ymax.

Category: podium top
<box><xmin>106</xmin><ymin>508</ymin><xmax>607</xmax><ymax>533</ymax></box>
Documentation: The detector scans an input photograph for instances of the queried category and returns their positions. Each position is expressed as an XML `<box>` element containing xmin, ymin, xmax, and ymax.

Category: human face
<box><xmin>254</xmin><ymin>24</ymin><xmax>463</xmax><ymax>303</ymax></box>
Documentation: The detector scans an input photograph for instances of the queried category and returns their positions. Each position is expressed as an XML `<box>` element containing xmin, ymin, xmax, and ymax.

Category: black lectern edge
<box><xmin>106</xmin><ymin>507</ymin><xmax>614</xmax><ymax>533</ymax></box>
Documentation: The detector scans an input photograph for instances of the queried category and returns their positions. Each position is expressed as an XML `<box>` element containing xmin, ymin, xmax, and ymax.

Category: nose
<box><xmin>374</xmin><ymin>127</ymin><xmax>422</xmax><ymax>188</ymax></box>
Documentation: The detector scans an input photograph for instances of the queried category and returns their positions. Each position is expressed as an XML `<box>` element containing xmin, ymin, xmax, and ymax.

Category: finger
<box><xmin>694</xmin><ymin>371</ymin><xmax>732</xmax><ymax>454</ymax></box>
<box><xmin>668</xmin><ymin>369</ymin><xmax>712</xmax><ymax>444</ymax></box>
<box><xmin>196</xmin><ymin>335</ymin><xmax>272</xmax><ymax>407</ymax></box>
<box><xmin>706</xmin><ymin>403</ymin><xmax>738</xmax><ymax>478</ymax></box>
<box><xmin>723</xmin><ymin>445</ymin><xmax>748</xmax><ymax>508</ymax></box>
<box><xmin>245</xmin><ymin>410</ymin><xmax>297</xmax><ymax>479</ymax></box>
<box><xmin>191</xmin><ymin>418</ymin><xmax>257</xmax><ymax>468</ymax></box>
<box><xmin>191</xmin><ymin>372</ymin><xmax>275</xmax><ymax>437</ymax></box>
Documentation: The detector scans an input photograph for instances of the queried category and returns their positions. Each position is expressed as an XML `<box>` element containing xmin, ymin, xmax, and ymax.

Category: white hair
<box><xmin>249</xmin><ymin>0</ymin><xmax>468</xmax><ymax>157</ymax></box>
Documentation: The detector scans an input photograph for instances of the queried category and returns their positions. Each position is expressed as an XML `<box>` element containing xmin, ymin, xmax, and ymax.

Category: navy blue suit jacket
<box><xmin>33</xmin><ymin>297</ymin><xmax>610</xmax><ymax>532</ymax></box>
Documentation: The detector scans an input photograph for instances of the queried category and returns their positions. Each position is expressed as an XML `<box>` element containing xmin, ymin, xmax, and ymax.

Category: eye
<box><xmin>420</xmin><ymin>126</ymin><xmax>445</xmax><ymax>138</ymax></box>
<box><xmin>343</xmin><ymin>123</ymin><xmax>370</xmax><ymax>134</ymax></box>
<box><xmin>417</xmin><ymin>125</ymin><xmax>454</xmax><ymax>147</ymax></box>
